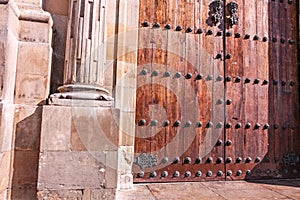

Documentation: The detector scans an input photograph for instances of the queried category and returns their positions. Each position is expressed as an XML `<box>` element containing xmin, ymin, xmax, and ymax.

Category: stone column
<box><xmin>50</xmin><ymin>0</ymin><xmax>114</xmax><ymax>106</ymax></box>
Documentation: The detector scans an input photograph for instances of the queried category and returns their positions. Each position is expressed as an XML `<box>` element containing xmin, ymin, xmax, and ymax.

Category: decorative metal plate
<box><xmin>135</xmin><ymin>153</ymin><xmax>158</xmax><ymax>169</ymax></box>
<box><xmin>283</xmin><ymin>153</ymin><xmax>299</xmax><ymax>166</ymax></box>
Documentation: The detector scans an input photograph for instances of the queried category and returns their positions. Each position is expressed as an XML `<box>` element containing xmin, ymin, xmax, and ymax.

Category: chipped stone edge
<box><xmin>5</xmin><ymin>0</ymin><xmax>53</xmax><ymax>26</ymax></box>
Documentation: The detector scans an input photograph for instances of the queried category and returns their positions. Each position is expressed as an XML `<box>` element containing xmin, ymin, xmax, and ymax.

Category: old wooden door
<box><xmin>133</xmin><ymin>0</ymin><xmax>300</xmax><ymax>182</ymax></box>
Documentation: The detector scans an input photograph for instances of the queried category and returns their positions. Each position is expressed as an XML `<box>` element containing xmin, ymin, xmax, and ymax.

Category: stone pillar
<box><xmin>50</xmin><ymin>0</ymin><xmax>114</xmax><ymax>106</ymax></box>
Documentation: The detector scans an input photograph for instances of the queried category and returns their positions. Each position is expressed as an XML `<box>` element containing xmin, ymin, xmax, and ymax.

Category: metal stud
<box><xmin>207</xmin><ymin>171</ymin><xmax>213</xmax><ymax>177</ymax></box>
<box><xmin>216</xmin><ymin>139</ymin><xmax>223</xmax><ymax>146</ymax></box>
<box><xmin>142</xmin><ymin>21</ymin><xmax>150</xmax><ymax>27</ymax></box>
<box><xmin>161</xmin><ymin>157</ymin><xmax>168</xmax><ymax>164</ymax></box>
<box><xmin>207</xmin><ymin>75</ymin><xmax>213</xmax><ymax>81</ymax></box>
<box><xmin>246</xmin><ymin>170</ymin><xmax>252</xmax><ymax>176</ymax></box>
<box><xmin>262</xmin><ymin>37</ymin><xmax>268</xmax><ymax>42</ymax></box>
<box><xmin>161</xmin><ymin>171</ymin><xmax>168</xmax><ymax>178</ymax></box>
<box><xmin>236</xmin><ymin>157</ymin><xmax>243</xmax><ymax>163</ymax></box>
<box><xmin>186</xmin><ymin>27</ymin><xmax>193</xmax><ymax>33</ymax></box>
<box><xmin>150</xmin><ymin>171</ymin><xmax>157</xmax><ymax>178</ymax></box>
<box><xmin>226</xmin><ymin>123</ymin><xmax>232</xmax><ymax>129</ymax></box>
<box><xmin>151</xmin><ymin>120</ymin><xmax>158</xmax><ymax>126</ymax></box>
<box><xmin>227</xmin><ymin>170</ymin><xmax>233</xmax><ymax>176</ymax></box>
<box><xmin>217</xmin><ymin>99</ymin><xmax>224</xmax><ymax>105</ymax></box>
<box><xmin>288</xmin><ymin>39</ymin><xmax>295</xmax><ymax>45</ymax></box>
<box><xmin>196</xmin><ymin>171</ymin><xmax>202</xmax><ymax>177</ymax></box>
<box><xmin>216</xmin><ymin>157</ymin><xmax>223</xmax><ymax>164</ymax></box>
<box><xmin>184</xmin><ymin>157</ymin><xmax>192</xmax><ymax>164</ymax></box>
<box><xmin>264</xmin><ymin>157</ymin><xmax>270</xmax><ymax>163</ymax></box>
<box><xmin>185</xmin><ymin>171</ymin><xmax>192</xmax><ymax>177</ymax></box>
<box><xmin>165</xmin><ymin>24</ymin><xmax>172</xmax><ymax>29</ymax></box>
<box><xmin>217</xmin><ymin>31</ymin><xmax>222</xmax><ymax>36</ymax></box>
<box><xmin>217</xmin><ymin>122</ymin><xmax>224</xmax><ymax>128</ymax></box>
<box><xmin>195</xmin><ymin>157</ymin><xmax>202</xmax><ymax>164</ymax></box>
<box><xmin>235</xmin><ymin>123</ymin><xmax>242</xmax><ymax>129</ymax></box>
<box><xmin>226</xmin><ymin>99</ymin><xmax>232</xmax><ymax>105</ymax></box>
<box><xmin>196</xmin><ymin>74</ymin><xmax>203</xmax><ymax>80</ymax></box>
<box><xmin>163</xmin><ymin>120</ymin><xmax>170</xmax><ymax>127</ymax></box>
<box><xmin>245</xmin><ymin>123</ymin><xmax>251</xmax><ymax>129</ymax></box>
<box><xmin>141</xmin><ymin>69</ymin><xmax>148</xmax><ymax>75</ymax></box>
<box><xmin>196</xmin><ymin>28</ymin><xmax>203</xmax><ymax>34</ymax></box>
<box><xmin>274</xmin><ymin>157</ymin><xmax>280</xmax><ymax>163</ymax></box>
<box><xmin>137</xmin><ymin>171</ymin><xmax>145</xmax><ymax>178</ymax></box>
<box><xmin>196</xmin><ymin>121</ymin><xmax>203</xmax><ymax>128</ymax></box>
<box><xmin>138</xmin><ymin>119</ymin><xmax>147</xmax><ymax>126</ymax></box>
<box><xmin>235</xmin><ymin>33</ymin><xmax>241</xmax><ymax>38</ymax></box>
<box><xmin>173</xmin><ymin>157</ymin><xmax>180</xmax><ymax>164</ymax></box>
<box><xmin>207</xmin><ymin>30</ymin><xmax>213</xmax><ymax>35</ymax></box>
<box><xmin>207</xmin><ymin>157</ymin><xmax>213</xmax><ymax>163</ymax></box>
<box><xmin>226</xmin><ymin>157</ymin><xmax>233</xmax><ymax>163</ymax></box>
<box><xmin>175</xmin><ymin>25</ymin><xmax>183</xmax><ymax>31</ymax></box>
<box><xmin>263</xmin><ymin>123</ymin><xmax>270</xmax><ymax>130</ymax></box>
<box><xmin>173</xmin><ymin>171</ymin><xmax>180</xmax><ymax>177</ymax></box>
<box><xmin>185</xmin><ymin>73</ymin><xmax>193</xmax><ymax>79</ymax></box>
<box><xmin>255</xmin><ymin>157</ymin><xmax>261</xmax><ymax>163</ymax></box>
<box><xmin>280</xmin><ymin>38</ymin><xmax>285</xmax><ymax>44</ymax></box>
<box><xmin>226</xmin><ymin>140</ymin><xmax>232</xmax><ymax>146</ymax></box>
<box><xmin>236</xmin><ymin>170</ymin><xmax>243</xmax><ymax>176</ymax></box>
<box><xmin>254</xmin><ymin>79</ymin><xmax>260</xmax><ymax>84</ymax></box>
<box><xmin>253</xmin><ymin>35</ymin><xmax>259</xmax><ymax>40</ymax></box>
<box><xmin>164</xmin><ymin>71</ymin><xmax>171</xmax><ymax>77</ymax></box>
<box><xmin>244</xmin><ymin>34</ymin><xmax>250</xmax><ymax>39</ymax></box>
<box><xmin>153</xmin><ymin>22</ymin><xmax>160</xmax><ymax>28</ymax></box>
<box><xmin>217</xmin><ymin>75</ymin><xmax>223</xmax><ymax>81</ymax></box>
<box><xmin>225</xmin><ymin>54</ymin><xmax>232</xmax><ymax>59</ymax></box>
<box><xmin>226</xmin><ymin>76</ymin><xmax>232</xmax><ymax>82</ymax></box>
<box><xmin>206</xmin><ymin>121</ymin><xmax>213</xmax><ymax>128</ymax></box>
<box><xmin>279</xmin><ymin>0</ymin><xmax>284</xmax><ymax>3</ymax></box>
<box><xmin>282</xmin><ymin>81</ymin><xmax>286</xmax><ymax>86</ymax></box>
<box><xmin>290</xmin><ymin>81</ymin><xmax>295</xmax><ymax>87</ymax></box>
<box><xmin>288</xmin><ymin>0</ymin><xmax>293</xmax><ymax>4</ymax></box>
<box><xmin>217</xmin><ymin>171</ymin><xmax>223</xmax><ymax>177</ymax></box>
<box><xmin>174</xmin><ymin>120</ymin><xmax>181</xmax><ymax>127</ymax></box>
<box><xmin>151</xmin><ymin>70</ymin><xmax>159</xmax><ymax>76</ymax></box>
<box><xmin>185</xmin><ymin>121</ymin><xmax>192</xmax><ymax>127</ymax></box>
<box><xmin>174</xmin><ymin>72</ymin><xmax>182</xmax><ymax>78</ymax></box>
<box><xmin>263</xmin><ymin>80</ymin><xmax>269</xmax><ymax>85</ymax></box>
<box><xmin>246</xmin><ymin>157</ymin><xmax>252</xmax><ymax>163</ymax></box>
<box><xmin>254</xmin><ymin>123</ymin><xmax>261</xmax><ymax>129</ymax></box>
<box><xmin>226</xmin><ymin>32</ymin><xmax>232</xmax><ymax>37</ymax></box>
<box><xmin>245</xmin><ymin>78</ymin><xmax>251</xmax><ymax>84</ymax></box>
<box><xmin>273</xmin><ymin>80</ymin><xmax>278</xmax><ymax>85</ymax></box>
<box><xmin>272</xmin><ymin>37</ymin><xmax>277</xmax><ymax>43</ymax></box>
<box><xmin>216</xmin><ymin>53</ymin><xmax>222</xmax><ymax>59</ymax></box>
<box><xmin>235</xmin><ymin>76</ymin><xmax>242</xmax><ymax>83</ymax></box>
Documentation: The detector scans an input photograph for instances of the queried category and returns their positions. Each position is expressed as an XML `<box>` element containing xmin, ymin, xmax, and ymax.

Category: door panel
<box><xmin>133</xmin><ymin>0</ymin><xmax>300</xmax><ymax>182</ymax></box>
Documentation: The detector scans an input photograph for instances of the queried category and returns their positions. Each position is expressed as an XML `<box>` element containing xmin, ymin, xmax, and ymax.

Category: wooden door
<box><xmin>133</xmin><ymin>0</ymin><xmax>300</xmax><ymax>182</ymax></box>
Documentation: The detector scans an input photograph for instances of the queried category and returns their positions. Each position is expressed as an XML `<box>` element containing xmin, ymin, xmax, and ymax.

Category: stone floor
<box><xmin>116</xmin><ymin>179</ymin><xmax>300</xmax><ymax>200</ymax></box>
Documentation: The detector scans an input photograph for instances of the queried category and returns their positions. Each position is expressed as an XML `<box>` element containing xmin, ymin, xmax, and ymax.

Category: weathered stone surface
<box><xmin>14</xmin><ymin>105</ymin><xmax>42</xmax><ymax>150</ymax></box>
<box><xmin>11</xmin><ymin>150</ymin><xmax>39</xmax><ymax>187</ymax></box>
<box><xmin>40</xmin><ymin>106</ymin><xmax>71</xmax><ymax>151</ymax></box>
<box><xmin>71</xmin><ymin>119</ymin><xmax>87</xmax><ymax>151</ymax></box>
<box><xmin>83</xmin><ymin>189</ymin><xmax>116</xmax><ymax>200</ymax></box>
<box><xmin>0</xmin><ymin>104</ymin><xmax>15</xmax><ymax>152</ymax></box>
<box><xmin>42</xmin><ymin>0</ymin><xmax>69</xmax><ymax>16</ymax></box>
<box><xmin>15</xmin><ymin>0</ymin><xmax>41</xmax><ymax>6</ymax></box>
<box><xmin>38</xmin><ymin>151</ymin><xmax>106</xmax><ymax>190</ymax></box>
<box><xmin>0</xmin><ymin>189</ymin><xmax>10</xmax><ymax>200</ymax></box>
<box><xmin>0</xmin><ymin>151</ymin><xmax>12</xmax><ymax>192</ymax></box>
<box><xmin>11</xmin><ymin>186</ymin><xmax>37</xmax><ymax>200</ymax></box>
<box><xmin>37</xmin><ymin>190</ymin><xmax>83</xmax><ymax>200</ymax></box>
<box><xmin>19</xmin><ymin>20</ymin><xmax>51</xmax><ymax>43</ymax></box>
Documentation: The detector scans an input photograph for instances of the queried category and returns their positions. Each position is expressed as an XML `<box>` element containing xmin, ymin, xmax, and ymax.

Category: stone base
<box><xmin>49</xmin><ymin>97</ymin><xmax>114</xmax><ymax>107</ymax></box>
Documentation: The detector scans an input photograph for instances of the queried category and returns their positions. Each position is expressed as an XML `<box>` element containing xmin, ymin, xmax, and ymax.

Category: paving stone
<box><xmin>116</xmin><ymin>185</ymin><xmax>156</xmax><ymax>200</ymax></box>
<box><xmin>37</xmin><ymin>189</ymin><xmax>83</xmax><ymax>200</ymax></box>
<box><xmin>83</xmin><ymin>188</ymin><xmax>116</xmax><ymax>200</ymax></box>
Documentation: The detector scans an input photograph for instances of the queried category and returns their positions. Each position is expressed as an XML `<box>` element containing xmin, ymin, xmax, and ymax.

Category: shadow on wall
<box><xmin>11</xmin><ymin>106</ymin><xmax>43</xmax><ymax>199</ymax></box>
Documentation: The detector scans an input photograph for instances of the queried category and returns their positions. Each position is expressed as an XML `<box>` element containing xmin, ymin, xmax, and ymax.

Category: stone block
<box><xmin>14</xmin><ymin>105</ymin><xmax>42</xmax><ymax>150</ymax></box>
<box><xmin>37</xmin><ymin>190</ymin><xmax>83</xmax><ymax>200</ymax></box>
<box><xmin>16</xmin><ymin>42</ymin><xmax>51</xmax><ymax>76</ymax></box>
<box><xmin>14</xmin><ymin>73</ymin><xmax>49</xmax><ymax>105</ymax></box>
<box><xmin>83</xmin><ymin>189</ymin><xmax>116</xmax><ymax>200</ymax></box>
<box><xmin>40</xmin><ymin>106</ymin><xmax>71</xmax><ymax>151</ymax></box>
<box><xmin>71</xmin><ymin>107</ymin><xmax>119</xmax><ymax>152</ymax></box>
<box><xmin>0</xmin><ymin>103</ymin><xmax>15</xmax><ymax>152</ymax></box>
<box><xmin>70</xmin><ymin>119</ymin><xmax>87</xmax><ymax>151</ymax></box>
<box><xmin>38</xmin><ymin>151</ymin><xmax>106</xmax><ymax>190</ymax></box>
<box><xmin>11</xmin><ymin>150</ymin><xmax>39</xmax><ymax>187</ymax></box>
<box><xmin>0</xmin><ymin>189</ymin><xmax>10</xmax><ymax>200</ymax></box>
<box><xmin>42</xmin><ymin>0</ymin><xmax>69</xmax><ymax>16</ymax></box>
<box><xmin>15</xmin><ymin>0</ymin><xmax>41</xmax><ymax>6</ymax></box>
<box><xmin>19</xmin><ymin>20</ymin><xmax>51</xmax><ymax>43</ymax></box>
<box><xmin>11</xmin><ymin>186</ymin><xmax>37</xmax><ymax>200</ymax></box>
<box><xmin>0</xmin><ymin>152</ymin><xmax>12</xmax><ymax>192</ymax></box>
<box><xmin>0</xmin><ymin>5</ymin><xmax>9</xmax><ymax>30</ymax></box>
